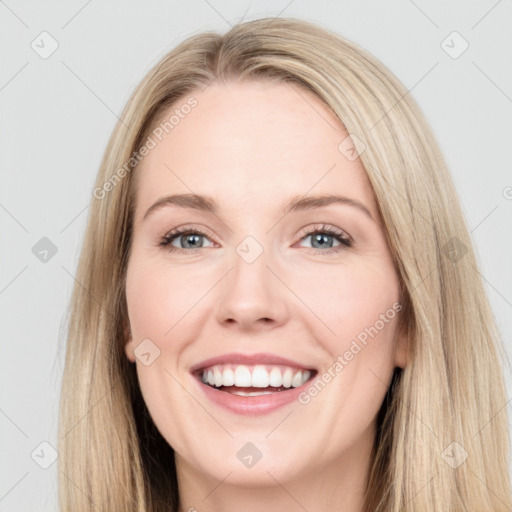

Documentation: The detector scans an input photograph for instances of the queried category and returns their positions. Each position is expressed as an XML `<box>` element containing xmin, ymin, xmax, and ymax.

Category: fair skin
<box><xmin>124</xmin><ymin>79</ymin><xmax>407</xmax><ymax>512</ymax></box>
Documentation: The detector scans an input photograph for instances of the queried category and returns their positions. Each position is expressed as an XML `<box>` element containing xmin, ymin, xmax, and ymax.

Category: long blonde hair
<box><xmin>58</xmin><ymin>17</ymin><xmax>512</xmax><ymax>511</ymax></box>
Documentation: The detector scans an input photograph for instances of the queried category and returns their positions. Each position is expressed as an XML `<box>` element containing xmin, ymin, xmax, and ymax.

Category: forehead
<box><xmin>133</xmin><ymin>80</ymin><xmax>377</xmax><ymax>221</ymax></box>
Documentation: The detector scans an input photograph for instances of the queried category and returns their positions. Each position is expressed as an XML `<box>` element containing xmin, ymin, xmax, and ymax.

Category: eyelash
<box><xmin>159</xmin><ymin>224</ymin><xmax>353</xmax><ymax>255</ymax></box>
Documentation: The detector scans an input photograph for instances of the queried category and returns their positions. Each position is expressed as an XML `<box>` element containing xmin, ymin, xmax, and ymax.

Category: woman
<box><xmin>58</xmin><ymin>17</ymin><xmax>512</xmax><ymax>511</ymax></box>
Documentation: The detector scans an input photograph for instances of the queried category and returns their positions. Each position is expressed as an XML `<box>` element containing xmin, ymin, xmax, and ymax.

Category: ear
<box><xmin>123</xmin><ymin>321</ymin><xmax>136</xmax><ymax>363</ymax></box>
<box><xmin>393</xmin><ymin>321</ymin><xmax>408</xmax><ymax>369</ymax></box>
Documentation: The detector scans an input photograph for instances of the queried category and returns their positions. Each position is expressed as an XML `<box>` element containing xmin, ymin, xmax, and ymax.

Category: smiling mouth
<box><xmin>193</xmin><ymin>363</ymin><xmax>318</xmax><ymax>396</ymax></box>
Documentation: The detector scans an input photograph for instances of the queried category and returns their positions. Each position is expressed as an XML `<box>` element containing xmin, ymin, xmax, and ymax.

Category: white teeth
<box><xmin>222</xmin><ymin>367</ymin><xmax>235</xmax><ymax>386</ymax></box>
<box><xmin>214</xmin><ymin>366</ymin><xmax>223</xmax><ymax>387</ymax></box>
<box><xmin>251</xmin><ymin>365</ymin><xmax>270</xmax><ymax>388</ymax></box>
<box><xmin>291</xmin><ymin>371</ymin><xmax>303</xmax><ymax>388</ymax></box>
<box><xmin>234</xmin><ymin>365</ymin><xmax>252</xmax><ymax>387</ymax></box>
<box><xmin>282</xmin><ymin>368</ymin><xmax>293</xmax><ymax>388</ymax></box>
<box><xmin>200</xmin><ymin>364</ymin><xmax>313</xmax><ymax>390</ymax></box>
<box><xmin>269</xmin><ymin>367</ymin><xmax>282</xmax><ymax>387</ymax></box>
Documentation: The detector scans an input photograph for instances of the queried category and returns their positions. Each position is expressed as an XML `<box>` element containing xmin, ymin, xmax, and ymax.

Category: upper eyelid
<box><xmin>161</xmin><ymin>224</ymin><xmax>352</xmax><ymax>246</ymax></box>
<box><xmin>297</xmin><ymin>224</ymin><xmax>351</xmax><ymax>240</ymax></box>
<box><xmin>161</xmin><ymin>225</ymin><xmax>217</xmax><ymax>242</ymax></box>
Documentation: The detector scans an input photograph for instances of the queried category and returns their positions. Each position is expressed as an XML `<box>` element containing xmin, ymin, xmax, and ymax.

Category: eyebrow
<box><xmin>142</xmin><ymin>193</ymin><xmax>375</xmax><ymax>222</ymax></box>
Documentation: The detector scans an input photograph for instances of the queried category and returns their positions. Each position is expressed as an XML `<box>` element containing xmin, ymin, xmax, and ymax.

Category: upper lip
<box><xmin>189</xmin><ymin>352</ymin><xmax>317</xmax><ymax>374</ymax></box>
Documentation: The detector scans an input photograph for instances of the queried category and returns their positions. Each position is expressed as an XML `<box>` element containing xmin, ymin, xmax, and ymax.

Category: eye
<box><xmin>159</xmin><ymin>226</ymin><xmax>215</xmax><ymax>252</ymax></box>
<box><xmin>159</xmin><ymin>223</ymin><xmax>352</xmax><ymax>254</ymax></box>
<box><xmin>296</xmin><ymin>224</ymin><xmax>352</xmax><ymax>254</ymax></box>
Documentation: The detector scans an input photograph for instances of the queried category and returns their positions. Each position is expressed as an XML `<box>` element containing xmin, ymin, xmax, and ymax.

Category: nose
<box><xmin>213</xmin><ymin>246</ymin><xmax>291</xmax><ymax>332</ymax></box>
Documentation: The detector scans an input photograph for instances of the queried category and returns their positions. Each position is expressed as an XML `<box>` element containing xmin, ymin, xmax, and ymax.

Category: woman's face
<box><xmin>124</xmin><ymin>79</ymin><xmax>407</xmax><ymax>491</ymax></box>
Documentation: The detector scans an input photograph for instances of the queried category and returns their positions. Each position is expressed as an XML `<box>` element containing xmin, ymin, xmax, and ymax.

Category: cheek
<box><xmin>126</xmin><ymin>259</ymin><xmax>206</xmax><ymax>342</ymax></box>
<box><xmin>125</xmin><ymin>259</ymin><xmax>206</xmax><ymax>454</ymax></box>
<box><xmin>126</xmin><ymin>270</ymin><xmax>172</xmax><ymax>339</ymax></box>
<box><xmin>293</xmin><ymin>258</ymin><xmax>402</xmax><ymax>414</ymax></box>
<box><xmin>292</xmin><ymin>259</ymin><xmax>401</xmax><ymax>344</ymax></box>
<box><xmin>294</xmin><ymin>264</ymin><xmax>401</xmax><ymax>445</ymax></box>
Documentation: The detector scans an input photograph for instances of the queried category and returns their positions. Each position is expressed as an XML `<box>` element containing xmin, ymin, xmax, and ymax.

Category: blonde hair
<box><xmin>58</xmin><ymin>17</ymin><xmax>512</xmax><ymax>511</ymax></box>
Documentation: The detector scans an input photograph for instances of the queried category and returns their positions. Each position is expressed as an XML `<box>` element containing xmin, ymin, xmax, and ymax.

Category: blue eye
<box><xmin>160</xmin><ymin>224</ymin><xmax>352</xmax><ymax>254</ymax></box>
<box><xmin>298</xmin><ymin>226</ymin><xmax>352</xmax><ymax>252</ymax></box>
<box><xmin>160</xmin><ymin>228</ymin><xmax>214</xmax><ymax>250</ymax></box>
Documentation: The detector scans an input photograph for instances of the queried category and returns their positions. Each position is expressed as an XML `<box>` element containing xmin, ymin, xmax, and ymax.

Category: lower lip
<box><xmin>192</xmin><ymin>375</ymin><xmax>313</xmax><ymax>416</ymax></box>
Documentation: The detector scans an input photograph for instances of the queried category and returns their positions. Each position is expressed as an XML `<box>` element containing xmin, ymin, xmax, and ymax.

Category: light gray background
<box><xmin>1</xmin><ymin>1</ymin><xmax>511</xmax><ymax>510</ymax></box>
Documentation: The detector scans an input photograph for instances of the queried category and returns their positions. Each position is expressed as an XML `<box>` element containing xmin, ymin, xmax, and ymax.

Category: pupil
<box><xmin>184</xmin><ymin>234</ymin><xmax>201</xmax><ymax>248</ymax></box>
<box><xmin>313</xmin><ymin>233</ymin><xmax>332</xmax><ymax>248</ymax></box>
